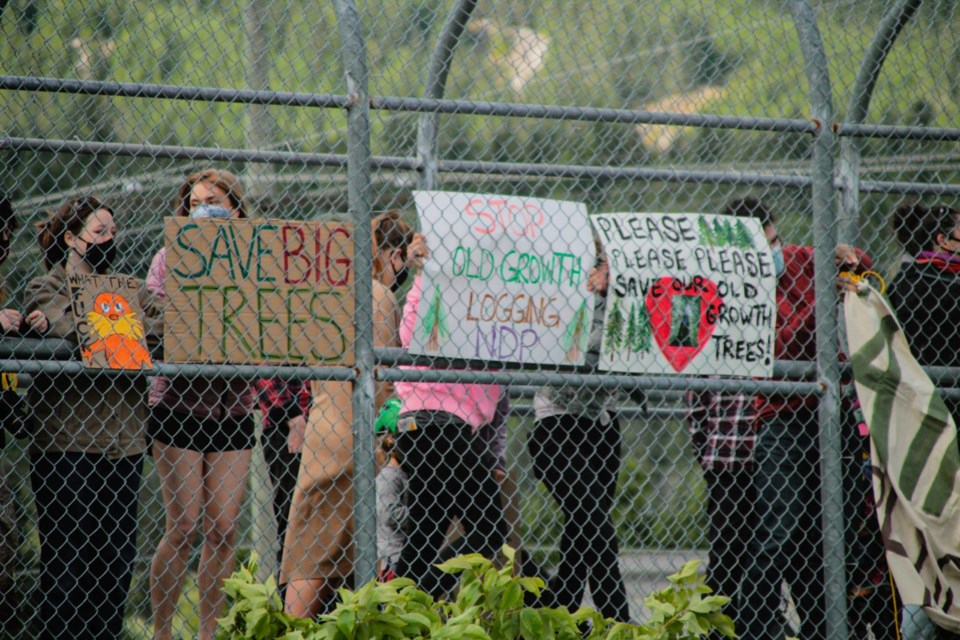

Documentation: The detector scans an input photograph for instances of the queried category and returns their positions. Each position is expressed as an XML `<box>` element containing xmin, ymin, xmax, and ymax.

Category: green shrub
<box><xmin>216</xmin><ymin>546</ymin><xmax>734</xmax><ymax>640</ymax></box>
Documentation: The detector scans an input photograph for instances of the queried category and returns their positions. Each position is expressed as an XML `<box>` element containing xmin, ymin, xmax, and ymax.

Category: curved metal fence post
<box><xmin>838</xmin><ymin>0</ymin><xmax>922</xmax><ymax>244</ymax></box>
<box><xmin>787</xmin><ymin>2</ymin><xmax>847</xmax><ymax>638</ymax></box>
<box><xmin>415</xmin><ymin>0</ymin><xmax>479</xmax><ymax>190</ymax></box>
<box><xmin>333</xmin><ymin>0</ymin><xmax>377</xmax><ymax>586</ymax></box>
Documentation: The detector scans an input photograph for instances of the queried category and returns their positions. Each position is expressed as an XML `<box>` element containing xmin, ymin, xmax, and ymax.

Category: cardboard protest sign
<box><xmin>591</xmin><ymin>212</ymin><xmax>775</xmax><ymax>377</ymax></box>
<box><xmin>409</xmin><ymin>191</ymin><xmax>595</xmax><ymax>365</ymax></box>
<box><xmin>163</xmin><ymin>217</ymin><xmax>354</xmax><ymax>365</ymax></box>
<box><xmin>70</xmin><ymin>273</ymin><xmax>153</xmax><ymax>370</ymax></box>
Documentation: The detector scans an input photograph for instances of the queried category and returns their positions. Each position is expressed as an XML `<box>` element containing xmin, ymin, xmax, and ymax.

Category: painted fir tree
<box><xmin>712</xmin><ymin>218</ymin><xmax>727</xmax><ymax>246</ymax></box>
<box><xmin>604</xmin><ymin>297</ymin><xmax>624</xmax><ymax>355</ymax></box>
<box><xmin>722</xmin><ymin>218</ymin><xmax>736</xmax><ymax>246</ymax></box>
<box><xmin>563</xmin><ymin>300</ymin><xmax>590</xmax><ymax>363</ymax></box>
<box><xmin>420</xmin><ymin>284</ymin><xmax>448</xmax><ymax>352</ymax></box>
<box><xmin>632</xmin><ymin>303</ymin><xmax>652</xmax><ymax>352</ymax></box>
<box><xmin>734</xmin><ymin>220</ymin><xmax>755</xmax><ymax>250</ymax></box>
<box><xmin>698</xmin><ymin>217</ymin><xmax>716</xmax><ymax>245</ymax></box>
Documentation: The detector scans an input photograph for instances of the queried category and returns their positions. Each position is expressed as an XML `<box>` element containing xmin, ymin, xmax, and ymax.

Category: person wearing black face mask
<box><xmin>21</xmin><ymin>196</ymin><xmax>162</xmax><ymax>640</ymax></box>
<box><xmin>77</xmin><ymin>235</ymin><xmax>117</xmax><ymax>274</ymax></box>
<box><xmin>392</xmin><ymin>259</ymin><xmax>410</xmax><ymax>293</ymax></box>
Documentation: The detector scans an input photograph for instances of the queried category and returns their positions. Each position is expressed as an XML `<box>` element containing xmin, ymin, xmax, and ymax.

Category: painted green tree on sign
<box><xmin>712</xmin><ymin>219</ymin><xmax>726</xmax><ymax>246</ymax></box>
<box><xmin>734</xmin><ymin>220</ymin><xmax>755</xmax><ymax>249</ymax></box>
<box><xmin>698</xmin><ymin>217</ymin><xmax>716</xmax><ymax>245</ymax></box>
<box><xmin>604</xmin><ymin>298</ymin><xmax>624</xmax><ymax>355</ymax></box>
<box><xmin>632</xmin><ymin>304</ymin><xmax>652</xmax><ymax>352</ymax></box>
<box><xmin>722</xmin><ymin>219</ymin><xmax>736</xmax><ymax>246</ymax></box>
<box><xmin>563</xmin><ymin>300</ymin><xmax>590</xmax><ymax>362</ymax></box>
<box><xmin>420</xmin><ymin>285</ymin><xmax>448</xmax><ymax>352</ymax></box>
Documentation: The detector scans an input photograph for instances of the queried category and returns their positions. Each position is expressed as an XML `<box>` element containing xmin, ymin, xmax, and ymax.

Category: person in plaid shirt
<box><xmin>255</xmin><ymin>379</ymin><xmax>311</xmax><ymax>576</ymax></box>
<box><xmin>686</xmin><ymin>384</ymin><xmax>758</xmax><ymax>631</ymax></box>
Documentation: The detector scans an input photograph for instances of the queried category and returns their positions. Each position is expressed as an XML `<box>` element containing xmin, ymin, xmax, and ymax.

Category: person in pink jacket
<box><xmin>393</xmin><ymin>274</ymin><xmax>506</xmax><ymax>597</ymax></box>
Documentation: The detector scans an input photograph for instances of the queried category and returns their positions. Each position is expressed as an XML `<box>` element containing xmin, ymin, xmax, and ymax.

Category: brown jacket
<box><xmin>24</xmin><ymin>265</ymin><xmax>162</xmax><ymax>458</ymax></box>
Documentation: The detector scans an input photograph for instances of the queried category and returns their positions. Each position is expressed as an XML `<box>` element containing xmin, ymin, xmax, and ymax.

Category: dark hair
<box><xmin>174</xmin><ymin>169</ymin><xmax>247</xmax><ymax>218</ymax></box>
<box><xmin>37</xmin><ymin>196</ymin><xmax>113</xmax><ymax>270</ymax></box>
<box><xmin>892</xmin><ymin>201</ymin><xmax>960</xmax><ymax>255</ymax></box>
<box><xmin>371</xmin><ymin>210</ymin><xmax>414</xmax><ymax>279</ymax></box>
<box><xmin>724</xmin><ymin>197</ymin><xmax>775</xmax><ymax>228</ymax></box>
<box><xmin>0</xmin><ymin>195</ymin><xmax>17</xmax><ymax>233</ymax></box>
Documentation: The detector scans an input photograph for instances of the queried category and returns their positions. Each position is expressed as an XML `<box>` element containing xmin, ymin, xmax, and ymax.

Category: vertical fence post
<box><xmin>333</xmin><ymin>0</ymin><xmax>377</xmax><ymax>586</ymax></box>
<box><xmin>839</xmin><ymin>0</ymin><xmax>922</xmax><ymax>244</ymax></box>
<box><xmin>787</xmin><ymin>2</ymin><xmax>847</xmax><ymax>638</ymax></box>
<box><xmin>244</xmin><ymin>0</ymin><xmax>279</xmax><ymax>580</ymax></box>
<box><xmin>416</xmin><ymin>0</ymin><xmax>479</xmax><ymax>190</ymax></box>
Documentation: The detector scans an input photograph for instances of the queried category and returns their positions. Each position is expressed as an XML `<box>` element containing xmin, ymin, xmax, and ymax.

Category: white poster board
<box><xmin>591</xmin><ymin>212</ymin><xmax>776</xmax><ymax>376</ymax></box>
<box><xmin>409</xmin><ymin>191</ymin><xmax>595</xmax><ymax>365</ymax></box>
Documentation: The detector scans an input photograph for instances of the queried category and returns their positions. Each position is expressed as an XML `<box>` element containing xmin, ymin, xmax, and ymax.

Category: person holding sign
<box><xmin>280</xmin><ymin>211</ymin><xmax>423</xmax><ymax>618</ymax></box>
<box><xmin>145</xmin><ymin>169</ymin><xmax>258</xmax><ymax>640</ymax></box>
<box><xmin>392</xmin><ymin>272</ymin><xmax>508</xmax><ymax>598</ymax></box>
<box><xmin>22</xmin><ymin>196</ymin><xmax>162</xmax><ymax>640</ymax></box>
<box><xmin>684</xmin><ymin>198</ymin><xmax>773</xmax><ymax>631</ymax></box>
<box><xmin>526</xmin><ymin>236</ymin><xmax>630</xmax><ymax>622</ymax></box>
<box><xmin>736</xmin><ymin>202</ymin><xmax>870</xmax><ymax>640</ymax></box>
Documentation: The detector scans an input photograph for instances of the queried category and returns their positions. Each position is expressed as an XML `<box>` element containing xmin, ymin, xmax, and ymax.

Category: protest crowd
<box><xmin>0</xmin><ymin>169</ymin><xmax>958</xmax><ymax>640</ymax></box>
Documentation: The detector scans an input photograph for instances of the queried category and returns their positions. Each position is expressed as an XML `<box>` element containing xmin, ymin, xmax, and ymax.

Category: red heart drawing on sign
<box><xmin>645</xmin><ymin>276</ymin><xmax>722</xmax><ymax>373</ymax></box>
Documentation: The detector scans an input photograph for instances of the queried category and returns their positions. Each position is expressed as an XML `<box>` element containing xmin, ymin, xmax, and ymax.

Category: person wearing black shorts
<box><xmin>145</xmin><ymin>169</ymin><xmax>258</xmax><ymax>640</ymax></box>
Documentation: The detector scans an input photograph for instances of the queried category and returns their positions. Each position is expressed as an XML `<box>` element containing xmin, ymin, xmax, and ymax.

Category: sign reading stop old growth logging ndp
<box><xmin>163</xmin><ymin>217</ymin><xmax>355</xmax><ymax>365</ymax></box>
<box><xmin>409</xmin><ymin>191</ymin><xmax>596</xmax><ymax>366</ymax></box>
<box><xmin>591</xmin><ymin>212</ymin><xmax>776</xmax><ymax>377</ymax></box>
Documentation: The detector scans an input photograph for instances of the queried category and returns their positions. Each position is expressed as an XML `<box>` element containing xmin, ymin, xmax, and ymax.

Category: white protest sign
<box><xmin>591</xmin><ymin>212</ymin><xmax>776</xmax><ymax>376</ymax></box>
<box><xmin>409</xmin><ymin>191</ymin><xmax>595</xmax><ymax>365</ymax></box>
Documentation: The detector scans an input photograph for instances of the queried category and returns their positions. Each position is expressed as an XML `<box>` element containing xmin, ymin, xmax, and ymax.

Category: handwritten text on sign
<box><xmin>164</xmin><ymin>217</ymin><xmax>354</xmax><ymax>365</ymax></box>
<box><xmin>591</xmin><ymin>212</ymin><xmax>775</xmax><ymax>376</ymax></box>
<box><xmin>409</xmin><ymin>191</ymin><xmax>594</xmax><ymax>365</ymax></box>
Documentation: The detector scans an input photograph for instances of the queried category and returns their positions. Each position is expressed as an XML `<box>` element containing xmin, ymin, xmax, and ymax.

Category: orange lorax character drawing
<box><xmin>82</xmin><ymin>292</ymin><xmax>153</xmax><ymax>369</ymax></box>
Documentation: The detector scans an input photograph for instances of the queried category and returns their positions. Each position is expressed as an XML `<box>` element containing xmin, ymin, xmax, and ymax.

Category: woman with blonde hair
<box><xmin>146</xmin><ymin>169</ymin><xmax>257</xmax><ymax>640</ymax></box>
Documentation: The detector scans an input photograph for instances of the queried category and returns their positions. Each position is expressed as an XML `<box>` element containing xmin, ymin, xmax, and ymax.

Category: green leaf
<box><xmin>519</xmin><ymin>609</ymin><xmax>544</xmax><ymax>640</ymax></box>
<box><xmin>436</xmin><ymin>554</ymin><xmax>485</xmax><ymax>573</ymax></box>
<box><xmin>667</xmin><ymin>560</ymin><xmax>701</xmax><ymax>584</ymax></box>
<box><xmin>515</xmin><ymin>577</ymin><xmax>545</xmax><ymax>595</ymax></box>
<box><xmin>335</xmin><ymin>608</ymin><xmax>356</xmax><ymax>638</ymax></box>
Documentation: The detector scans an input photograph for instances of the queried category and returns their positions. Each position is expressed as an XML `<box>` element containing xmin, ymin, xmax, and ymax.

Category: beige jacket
<box><xmin>24</xmin><ymin>265</ymin><xmax>162</xmax><ymax>458</ymax></box>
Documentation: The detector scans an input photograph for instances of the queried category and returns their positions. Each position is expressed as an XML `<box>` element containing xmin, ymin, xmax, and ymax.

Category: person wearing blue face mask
<box><xmin>190</xmin><ymin>203</ymin><xmax>233</xmax><ymax>220</ymax></box>
<box><xmin>145</xmin><ymin>169</ymin><xmax>258</xmax><ymax>640</ymax></box>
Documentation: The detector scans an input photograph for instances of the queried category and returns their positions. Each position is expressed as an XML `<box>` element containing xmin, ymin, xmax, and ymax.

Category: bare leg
<box><xmin>284</xmin><ymin>578</ymin><xmax>332</xmax><ymax>619</ymax></box>
<box><xmin>150</xmin><ymin>443</ymin><xmax>203</xmax><ymax>640</ymax></box>
<box><xmin>196</xmin><ymin>450</ymin><xmax>251</xmax><ymax>640</ymax></box>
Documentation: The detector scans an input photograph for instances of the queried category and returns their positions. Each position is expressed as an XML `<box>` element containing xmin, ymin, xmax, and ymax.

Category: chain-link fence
<box><xmin>2</xmin><ymin>0</ymin><xmax>960</xmax><ymax>638</ymax></box>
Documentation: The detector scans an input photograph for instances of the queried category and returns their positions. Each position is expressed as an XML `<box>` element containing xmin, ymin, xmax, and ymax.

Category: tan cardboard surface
<box><xmin>163</xmin><ymin>217</ymin><xmax>355</xmax><ymax>365</ymax></box>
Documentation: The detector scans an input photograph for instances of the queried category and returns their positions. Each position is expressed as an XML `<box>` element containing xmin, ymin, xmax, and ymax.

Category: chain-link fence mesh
<box><xmin>2</xmin><ymin>1</ymin><xmax>960</xmax><ymax>638</ymax></box>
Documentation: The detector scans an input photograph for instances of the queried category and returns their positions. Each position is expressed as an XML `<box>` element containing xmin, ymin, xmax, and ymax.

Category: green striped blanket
<box><xmin>845</xmin><ymin>285</ymin><xmax>960</xmax><ymax>631</ymax></box>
